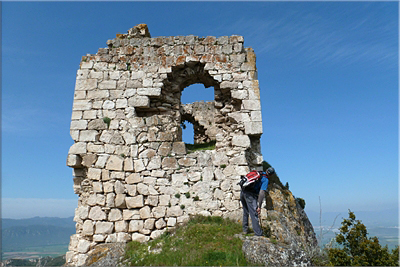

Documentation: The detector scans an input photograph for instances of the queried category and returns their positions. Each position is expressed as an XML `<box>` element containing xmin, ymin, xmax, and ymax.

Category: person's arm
<box><xmin>256</xmin><ymin>190</ymin><xmax>266</xmax><ymax>214</ymax></box>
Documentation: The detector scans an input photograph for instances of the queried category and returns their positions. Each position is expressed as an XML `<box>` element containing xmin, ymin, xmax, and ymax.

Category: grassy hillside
<box><xmin>124</xmin><ymin>215</ymin><xmax>249</xmax><ymax>266</ymax></box>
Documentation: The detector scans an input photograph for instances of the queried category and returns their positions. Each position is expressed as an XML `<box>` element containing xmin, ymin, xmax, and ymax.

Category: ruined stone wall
<box><xmin>181</xmin><ymin>101</ymin><xmax>216</xmax><ymax>144</ymax></box>
<box><xmin>66</xmin><ymin>24</ymin><xmax>264</xmax><ymax>266</ymax></box>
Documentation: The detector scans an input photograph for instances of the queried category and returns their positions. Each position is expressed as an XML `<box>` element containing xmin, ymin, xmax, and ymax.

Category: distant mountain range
<box><xmin>306</xmin><ymin>208</ymin><xmax>399</xmax><ymax>229</ymax></box>
<box><xmin>2</xmin><ymin>217</ymin><xmax>75</xmax><ymax>252</ymax></box>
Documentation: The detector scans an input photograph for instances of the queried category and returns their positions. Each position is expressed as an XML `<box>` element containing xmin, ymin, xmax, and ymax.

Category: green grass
<box><xmin>185</xmin><ymin>140</ymin><xmax>216</xmax><ymax>152</ymax></box>
<box><xmin>124</xmin><ymin>215</ymin><xmax>249</xmax><ymax>266</ymax></box>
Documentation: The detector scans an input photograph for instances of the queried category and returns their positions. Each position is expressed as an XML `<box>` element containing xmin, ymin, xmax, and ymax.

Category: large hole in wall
<box><xmin>180</xmin><ymin>83</ymin><xmax>214</xmax><ymax>144</ymax></box>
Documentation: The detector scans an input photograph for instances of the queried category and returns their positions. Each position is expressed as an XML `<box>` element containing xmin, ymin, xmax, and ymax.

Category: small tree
<box><xmin>328</xmin><ymin>210</ymin><xmax>399</xmax><ymax>266</ymax></box>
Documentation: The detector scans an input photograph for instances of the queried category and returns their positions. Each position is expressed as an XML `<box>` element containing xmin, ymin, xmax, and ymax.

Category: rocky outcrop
<box><xmin>239</xmin><ymin>184</ymin><xmax>318</xmax><ymax>266</ymax></box>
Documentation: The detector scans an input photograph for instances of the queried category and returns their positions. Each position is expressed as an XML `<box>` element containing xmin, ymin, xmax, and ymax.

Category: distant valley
<box><xmin>2</xmin><ymin>217</ymin><xmax>75</xmax><ymax>260</ymax></box>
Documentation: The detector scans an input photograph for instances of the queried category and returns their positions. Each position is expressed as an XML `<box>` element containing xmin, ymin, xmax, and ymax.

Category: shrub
<box><xmin>328</xmin><ymin>210</ymin><xmax>399</xmax><ymax>266</ymax></box>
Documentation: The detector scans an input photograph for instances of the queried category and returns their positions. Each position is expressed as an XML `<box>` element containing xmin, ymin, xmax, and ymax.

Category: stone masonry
<box><xmin>66</xmin><ymin>24</ymin><xmax>265</xmax><ymax>266</ymax></box>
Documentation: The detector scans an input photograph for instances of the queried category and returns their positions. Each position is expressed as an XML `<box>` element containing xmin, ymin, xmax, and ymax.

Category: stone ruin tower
<box><xmin>66</xmin><ymin>24</ymin><xmax>265</xmax><ymax>266</ymax></box>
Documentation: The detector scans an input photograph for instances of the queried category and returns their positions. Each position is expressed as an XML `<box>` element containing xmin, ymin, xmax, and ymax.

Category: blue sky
<box><xmin>2</xmin><ymin>2</ymin><xmax>398</xmax><ymax>220</ymax></box>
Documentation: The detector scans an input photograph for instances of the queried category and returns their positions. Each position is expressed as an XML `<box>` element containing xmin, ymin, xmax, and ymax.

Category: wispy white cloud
<box><xmin>2</xmin><ymin>103</ymin><xmax>66</xmax><ymax>135</ymax></box>
<box><xmin>2</xmin><ymin>198</ymin><xmax>77</xmax><ymax>219</ymax></box>
<box><xmin>218</xmin><ymin>4</ymin><xmax>397</xmax><ymax>69</ymax></box>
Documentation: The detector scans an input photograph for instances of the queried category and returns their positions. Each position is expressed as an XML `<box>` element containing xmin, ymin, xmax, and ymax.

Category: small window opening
<box><xmin>180</xmin><ymin>83</ymin><xmax>215</xmax><ymax>145</ymax></box>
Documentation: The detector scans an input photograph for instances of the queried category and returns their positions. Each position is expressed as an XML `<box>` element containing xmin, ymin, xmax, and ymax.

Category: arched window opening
<box><xmin>180</xmin><ymin>83</ymin><xmax>215</xmax><ymax>145</ymax></box>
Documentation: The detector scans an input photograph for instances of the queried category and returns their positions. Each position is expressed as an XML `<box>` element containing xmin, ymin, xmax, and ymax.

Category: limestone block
<box><xmin>214</xmin><ymin>188</ymin><xmax>224</xmax><ymax>200</ymax></box>
<box><xmin>145</xmin><ymin>195</ymin><xmax>158</xmax><ymax>206</ymax></box>
<box><xmin>76</xmin><ymin>254</ymin><xmax>89</xmax><ymax>267</ymax></box>
<box><xmin>73</xmin><ymin>100</ymin><xmax>92</xmax><ymax>111</ymax></box>
<box><xmin>231</xmin><ymin>90</ymin><xmax>248</xmax><ymax>100</ymax></box>
<box><xmin>122</xmin><ymin>133</ymin><xmax>136</xmax><ymax>145</ymax></box>
<box><xmin>232</xmin><ymin>135</ymin><xmax>251</xmax><ymax>148</ymax></box>
<box><xmin>102</xmin><ymin>169</ymin><xmax>110</xmax><ymax>181</ymax></box>
<box><xmin>87</xmin><ymin>168</ymin><xmax>101</xmax><ymax>180</ymax></box>
<box><xmin>105</xmin><ymin>233</ymin><xmax>117</xmax><ymax>243</ymax></box>
<box><xmin>103</xmin><ymin>100</ymin><xmax>115</xmax><ymax>110</ymax></box>
<box><xmin>129</xmin><ymin>220</ymin><xmax>144</xmax><ymax>232</ymax></box>
<box><xmin>128</xmin><ymin>96</ymin><xmax>150</xmax><ymax>108</ymax></box>
<box><xmin>126</xmin><ymin>195</ymin><xmax>144</xmax><ymax>208</ymax></box>
<box><xmin>88</xmin><ymin>206</ymin><xmax>106</xmax><ymax>221</ymax></box>
<box><xmin>68</xmin><ymin>142</ymin><xmax>87</xmax><ymax>154</ymax></box>
<box><xmin>95</xmin><ymin>222</ymin><xmax>114</xmax><ymax>234</ymax></box>
<box><xmin>150</xmin><ymin>229</ymin><xmax>165</xmax><ymax>240</ymax></box>
<box><xmin>132</xmin><ymin>233</ymin><xmax>149</xmax><ymax>243</ymax></box>
<box><xmin>87</xmin><ymin>144</ymin><xmax>105</xmax><ymax>154</ymax></box>
<box><xmin>221</xmin><ymin>180</ymin><xmax>231</xmax><ymax>191</ymax></box>
<box><xmin>137</xmin><ymin>87</ymin><xmax>161</xmax><ymax>97</ymax></box>
<box><xmin>82</xmin><ymin>154</ymin><xmax>97</xmax><ymax>167</ymax></box>
<box><xmin>222</xmin><ymin>165</ymin><xmax>236</xmax><ymax>177</ymax></box>
<box><xmin>131</xmin><ymin>145</ymin><xmax>139</xmax><ymax>158</ymax></box>
<box><xmin>151</xmin><ymin>170</ymin><xmax>165</xmax><ymax>178</ymax></box>
<box><xmin>92</xmin><ymin>182</ymin><xmax>103</xmax><ymax>193</ymax></box>
<box><xmin>117</xmin><ymin>232</ymin><xmax>131</xmax><ymax>242</ymax></box>
<box><xmin>151</xmin><ymin>206</ymin><xmax>166</xmax><ymax>218</ymax></box>
<box><xmin>155</xmin><ymin>218</ymin><xmax>166</xmax><ymax>229</ymax></box>
<box><xmin>134</xmin><ymin>159</ymin><xmax>146</xmax><ymax>172</ymax></box>
<box><xmin>93</xmin><ymin>235</ymin><xmax>105</xmax><ymax>242</ymax></box>
<box><xmin>167</xmin><ymin>206</ymin><xmax>183</xmax><ymax>217</ymax></box>
<box><xmin>247</xmin><ymin>80</ymin><xmax>261</xmax><ymax>100</ymax></box>
<box><xmin>124</xmin><ymin>185</ymin><xmax>136</xmax><ymax>197</ymax></box>
<box><xmin>158</xmin><ymin>131</ymin><xmax>173</xmax><ymax>141</ymax></box>
<box><xmin>75</xmin><ymin>78</ymin><xmax>97</xmax><ymax>91</ymax></box>
<box><xmin>143</xmin><ymin>177</ymin><xmax>157</xmax><ymax>186</ymax></box>
<box><xmin>172</xmin><ymin>142</ymin><xmax>186</xmax><ymax>155</ymax></box>
<box><xmin>115</xmin><ymin>220</ymin><xmax>128</xmax><ymax>232</ymax></box>
<box><xmin>126</xmin><ymin>173</ymin><xmax>142</xmax><ymax>184</ymax></box>
<box><xmin>211</xmin><ymin>151</ymin><xmax>229</xmax><ymax>166</ymax></box>
<box><xmin>99</xmin><ymin>80</ymin><xmax>117</xmax><ymax>89</ymax></box>
<box><xmin>220</xmin><ymin>81</ymin><xmax>238</xmax><ymax>90</ymax></box>
<box><xmin>159</xmin><ymin>195</ymin><xmax>170</xmax><ymax>206</ymax></box>
<box><xmin>88</xmin><ymin>119</ymin><xmax>107</xmax><ymax>130</ymax></box>
<box><xmin>123</xmin><ymin>209</ymin><xmax>140</xmax><ymax>220</ymax></box>
<box><xmin>224</xmin><ymin>200</ymin><xmax>239</xmax><ymax>211</ymax></box>
<box><xmin>76</xmin><ymin>206</ymin><xmax>89</xmax><ymax>220</ymax></box>
<box><xmin>70</xmin><ymin>130</ymin><xmax>79</xmax><ymax>141</ymax></box>
<box><xmin>202</xmin><ymin>167</ymin><xmax>214</xmax><ymax>182</ymax></box>
<box><xmin>131</xmin><ymin>70</ymin><xmax>145</xmax><ymax>79</ymax></box>
<box><xmin>236</xmin><ymin>165</ymin><xmax>250</xmax><ymax>176</ymax></box>
<box><xmin>67</xmin><ymin>154</ymin><xmax>82</xmax><ymax>167</ymax></box>
<box><xmin>139</xmin><ymin>206</ymin><xmax>151</xmax><ymax>219</ymax></box>
<box><xmin>77</xmin><ymin>239</ymin><xmax>91</xmax><ymax>253</ymax></box>
<box><xmin>96</xmin><ymin>194</ymin><xmax>106</xmax><ymax>206</ymax></box>
<box><xmin>147</xmin><ymin>156</ymin><xmax>162</xmax><ymax>170</ymax></box>
<box><xmin>103</xmin><ymin>182</ymin><xmax>114</xmax><ymax>193</ymax></box>
<box><xmin>108</xmin><ymin>209</ymin><xmax>123</xmax><ymax>221</ymax></box>
<box><xmin>115</xmin><ymin>194</ymin><xmax>127</xmax><ymax>208</ymax></box>
<box><xmin>144</xmin><ymin>218</ymin><xmax>155</xmax><ymax>230</ymax></box>
<box><xmin>178</xmin><ymin>157</ymin><xmax>196</xmax><ymax>167</ymax></box>
<box><xmin>114</xmin><ymin>181</ymin><xmax>125</xmax><ymax>194</ymax></box>
<box><xmin>106</xmin><ymin>155</ymin><xmax>124</xmax><ymax>171</ymax></box>
<box><xmin>251</xmin><ymin>110</ymin><xmax>262</xmax><ymax>121</ymax></box>
<box><xmin>229</xmin><ymin>154</ymin><xmax>247</xmax><ymax>165</ymax></box>
<box><xmin>70</xmin><ymin>120</ymin><xmax>88</xmax><ymax>130</ymax></box>
<box><xmin>95</xmin><ymin>154</ymin><xmax>109</xmax><ymax>168</ymax></box>
<box><xmin>148</xmin><ymin>185</ymin><xmax>159</xmax><ymax>196</ymax></box>
<box><xmin>242</xmin><ymin>100</ymin><xmax>261</xmax><ymax>111</ymax></box>
<box><xmin>110</xmin><ymin>171</ymin><xmax>125</xmax><ymax>180</ymax></box>
<box><xmin>82</xmin><ymin>220</ymin><xmax>94</xmax><ymax>236</ymax></box>
<box><xmin>244</xmin><ymin>121</ymin><xmax>263</xmax><ymax>135</ymax></box>
<box><xmin>137</xmin><ymin>183</ymin><xmax>149</xmax><ymax>195</ymax></box>
<box><xmin>161</xmin><ymin>157</ymin><xmax>179</xmax><ymax>169</ymax></box>
<box><xmin>171</xmin><ymin>173</ymin><xmax>188</xmax><ymax>186</ymax></box>
<box><xmin>106</xmin><ymin>193</ymin><xmax>115</xmax><ymax>208</ymax></box>
<box><xmin>167</xmin><ymin>217</ymin><xmax>177</xmax><ymax>227</ymax></box>
<box><xmin>158</xmin><ymin>142</ymin><xmax>172</xmax><ymax>156</ymax></box>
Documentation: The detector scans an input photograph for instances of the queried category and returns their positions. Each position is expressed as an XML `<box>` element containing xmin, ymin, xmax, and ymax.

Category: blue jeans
<box><xmin>240</xmin><ymin>189</ymin><xmax>262</xmax><ymax>236</ymax></box>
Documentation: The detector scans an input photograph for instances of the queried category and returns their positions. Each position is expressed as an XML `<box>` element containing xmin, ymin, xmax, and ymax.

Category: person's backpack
<box><xmin>238</xmin><ymin>170</ymin><xmax>263</xmax><ymax>190</ymax></box>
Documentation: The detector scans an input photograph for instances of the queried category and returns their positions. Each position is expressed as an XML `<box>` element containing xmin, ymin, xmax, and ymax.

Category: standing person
<box><xmin>240</xmin><ymin>167</ymin><xmax>275</xmax><ymax>236</ymax></box>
